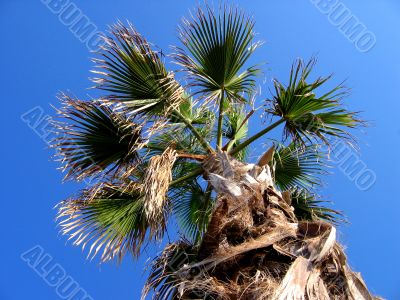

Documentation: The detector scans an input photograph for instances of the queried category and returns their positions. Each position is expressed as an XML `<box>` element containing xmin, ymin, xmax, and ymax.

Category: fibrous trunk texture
<box><xmin>149</xmin><ymin>151</ymin><xmax>378</xmax><ymax>300</ymax></box>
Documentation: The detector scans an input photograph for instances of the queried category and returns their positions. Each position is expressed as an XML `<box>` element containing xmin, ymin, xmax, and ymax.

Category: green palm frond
<box><xmin>148</xmin><ymin>126</ymin><xmax>212</xmax><ymax>157</ymax></box>
<box><xmin>52</xmin><ymin>95</ymin><xmax>144</xmax><ymax>181</ymax></box>
<box><xmin>223</xmin><ymin>107</ymin><xmax>248</xmax><ymax>141</ymax></box>
<box><xmin>265</xmin><ymin>58</ymin><xmax>362</xmax><ymax>146</ymax></box>
<box><xmin>57</xmin><ymin>182</ymin><xmax>163</xmax><ymax>263</ymax></box>
<box><xmin>291</xmin><ymin>189</ymin><xmax>344</xmax><ymax>225</ymax></box>
<box><xmin>272</xmin><ymin>142</ymin><xmax>327</xmax><ymax>192</ymax></box>
<box><xmin>170</xmin><ymin>96</ymin><xmax>214</xmax><ymax>125</ymax></box>
<box><xmin>222</xmin><ymin>106</ymin><xmax>249</xmax><ymax>159</ymax></box>
<box><xmin>172</xmin><ymin>181</ymin><xmax>214</xmax><ymax>242</ymax></box>
<box><xmin>143</xmin><ymin>240</ymin><xmax>197</xmax><ymax>300</ymax></box>
<box><xmin>175</xmin><ymin>5</ymin><xmax>260</xmax><ymax>101</ymax></box>
<box><xmin>171</xmin><ymin>160</ymin><xmax>202</xmax><ymax>181</ymax></box>
<box><xmin>92</xmin><ymin>22</ymin><xmax>184</xmax><ymax>116</ymax></box>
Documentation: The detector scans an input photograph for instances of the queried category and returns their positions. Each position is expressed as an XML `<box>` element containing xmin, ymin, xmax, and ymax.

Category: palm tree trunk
<box><xmin>166</xmin><ymin>151</ymin><xmax>377</xmax><ymax>299</ymax></box>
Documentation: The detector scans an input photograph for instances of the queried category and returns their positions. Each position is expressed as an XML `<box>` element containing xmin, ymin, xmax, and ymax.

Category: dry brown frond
<box><xmin>143</xmin><ymin>147</ymin><xmax>178</xmax><ymax>233</ymax></box>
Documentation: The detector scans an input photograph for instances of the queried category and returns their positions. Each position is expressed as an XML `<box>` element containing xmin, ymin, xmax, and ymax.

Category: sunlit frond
<box><xmin>92</xmin><ymin>22</ymin><xmax>184</xmax><ymax>116</ymax></box>
<box><xmin>52</xmin><ymin>95</ymin><xmax>144</xmax><ymax>181</ymax></box>
<box><xmin>172</xmin><ymin>181</ymin><xmax>214</xmax><ymax>242</ymax></box>
<box><xmin>272</xmin><ymin>143</ymin><xmax>327</xmax><ymax>192</ymax></box>
<box><xmin>147</xmin><ymin>125</ymin><xmax>212</xmax><ymax>158</ymax></box>
<box><xmin>223</xmin><ymin>107</ymin><xmax>248</xmax><ymax>142</ymax></box>
<box><xmin>170</xmin><ymin>96</ymin><xmax>214</xmax><ymax>125</ymax></box>
<box><xmin>223</xmin><ymin>106</ymin><xmax>249</xmax><ymax>160</ymax></box>
<box><xmin>175</xmin><ymin>5</ymin><xmax>260</xmax><ymax>102</ymax></box>
<box><xmin>57</xmin><ymin>182</ymin><xmax>163</xmax><ymax>263</ymax></box>
<box><xmin>291</xmin><ymin>189</ymin><xmax>345</xmax><ymax>224</ymax></box>
<box><xmin>265</xmin><ymin>58</ymin><xmax>362</xmax><ymax>146</ymax></box>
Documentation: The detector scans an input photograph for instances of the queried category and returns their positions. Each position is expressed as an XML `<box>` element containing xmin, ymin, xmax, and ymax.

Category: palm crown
<box><xmin>53</xmin><ymin>5</ymin><xmax>361</xmax><ymax>268</ymax></box>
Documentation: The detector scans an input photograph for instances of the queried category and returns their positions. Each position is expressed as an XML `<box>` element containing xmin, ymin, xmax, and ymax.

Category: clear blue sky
<box><xmin>1</xmin><ymin>0</ymin><xmax>399</xmax><ymax>299</ymax></box>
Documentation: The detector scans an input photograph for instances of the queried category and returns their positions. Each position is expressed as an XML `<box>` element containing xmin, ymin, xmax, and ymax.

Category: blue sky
<box><xmin>1</xmin><ymin>0</ymin><xmax>399</xmax><ymax>299</ymax></box>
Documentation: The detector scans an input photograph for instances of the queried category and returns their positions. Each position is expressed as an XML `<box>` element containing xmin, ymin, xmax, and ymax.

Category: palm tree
<box><xmin>52</xmin><ymin>5</ymin><xmax>378</xmax><ymax>299</ymax></box>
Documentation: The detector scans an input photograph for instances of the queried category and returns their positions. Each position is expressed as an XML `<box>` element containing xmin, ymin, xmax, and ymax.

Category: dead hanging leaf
<box><xmin>142</xmin><ymin>147</ymin><xmax>177</xmax><ymax>231</ymax></box>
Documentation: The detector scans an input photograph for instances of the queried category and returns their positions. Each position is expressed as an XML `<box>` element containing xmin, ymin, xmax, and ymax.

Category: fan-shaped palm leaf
<box><xmin>169</xmin><ymin>96</ymin><xmax>214</xmax><ymax>126</ymax></box>
<box><xmin>290</xmin><ymin>189</ymin><xmax>344</xmax><ymax>224</ymax></box>
<box><xmin>52</xmin><ymin>95</ymin><xmax>144</xmax><ymax>181</ymax></box>
<box><xmin>147</xmin><ymin>124</ymin><xmax>212</xmax><ymax>157</ymax></box>
<box><xmin>223</xmin><ymin>107</ymin><xmax>248</xmax><ymax>142</ymax></box>
<box><xmin>57</xmin><ymin>182</ymin><xmax>164</xmax><ymax>263</ymax></box>
<box><xmin>91</xmin><ymin>22</ymin><xmax>213</xmax><ymax>153</ymax></box>
<box><xmin>272</xmin><ymin>142</ymin><xmax>327</xmax><ymax>192</ymax></box>
<box><xmin>265</xmin><ymin>58</ymin><xmax>362</xmax><ymax>146</ymax></box>
<box><xmin>172</xmin><ymin>181</ymin><xmax>214</xmax><ymax>242</ymax></box>
<box><xmin>222</xmin><ymin>106</ymin><xmax>249</xmax><ymax>160</ymax></box>
<box><xmin>175</xmin><ymin>5</ymin><xmax>260</xmax><ymax>101</ymax></box>
<box><xmin>92</xmin><ymin>22</ymin><xmax>184</xmax><ymax>116</ymax></box>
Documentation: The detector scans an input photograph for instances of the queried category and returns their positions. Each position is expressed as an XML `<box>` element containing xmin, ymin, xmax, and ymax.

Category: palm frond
<box><xmin>57</xmin><ymin>182</ymin><xmax>163</xmax><ymax>263</ymax></box>
<box><xmin>272</xmin><ymin>142</ymin><xmax>327</xmax><ymax>192</ymax></box>
<box><xmin>222</xmin><ymin>106</ymin><xmax>249</xmax><ymax>160</ymax></box>
<box><xmin>92</xmin><ymin>22</ymin><xmax>184</xmax><ymax>116</ymax></box>
<box><xmin>291</xmin><ymin>189</ymin><xmax>345</xmax><ymax>225</ymax></box>
<box><xmin>172</xmin><ymin>181</ymin><xmax>214</xmax><ymax>242</ymax></box>
<box><xmin>52</xmin><ymin>95</ymin><xmax>144</xmax><ymax>181</ymax></box>
<box><xmin>171</xmin><ymin>160</ymin><xmax>203</xmax><ymax>186</ymax></box>
<box><xmin>265</xmin><ymin>58</ymin><xmax>362</xmax><ymax>146</ymax></box>
<box><xmin>170</xmin><ymin>96</ymin><xmax>214</xmax><ymax>125</ymax></box>
<box><xmin>223</xmin><ymin>106</ymin><xmax>248</xmax><ymax>141</ymax></box>
<box><xmin>142</xmin><ymin>240</ymin><xmax>197</xmax><ymax>300</ymax></box>
<box><xmin>175</xmin><ymin>5</ymin><xmax>260</xmax><ymax>102</ymax></box>
<box><xmin>147</xmin><ymin>123</ymin><xmax>212</xmax><ymax>156</ymax></box>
